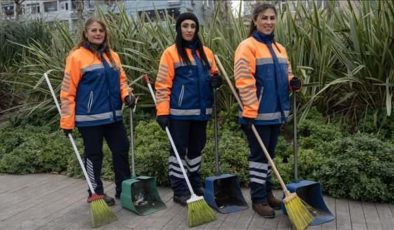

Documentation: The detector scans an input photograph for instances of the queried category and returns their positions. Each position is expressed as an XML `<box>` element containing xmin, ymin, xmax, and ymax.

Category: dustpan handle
<box><xmin>44</xmin><ymin>71</ymin><xmax>96</xmax><ymax>194</ymax></box>
<box><xmin>144</xmin><ymin>74</ymin><xmax>196</xmax><ymax>196</ymax></box>
<box><xmin>214</xmin><ymin>55</ymin><xmax>291</xmax><ymax>195</ymax></box>
<box><xmin>129</xmin><ymin>102</ymin><xmax>136</xmax><ymax>178</ymax></box>
<box><xmin>293</xmin><ymin>93</ymin><xmax>298</xmax><ymax>181</ymax></box>
<box><xmin>213</xmin><ymin>89</ymin><xmax>220</xmax><ymax>175</ymax></box>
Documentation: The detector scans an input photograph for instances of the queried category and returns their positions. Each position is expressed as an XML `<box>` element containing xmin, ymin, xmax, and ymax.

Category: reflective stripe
<box><xmin>250</xmin><ymin>177</ymin><xmax>266</xmax><ymax>184</ymax></box>
<box><xmin>186</xmin><ymin>156</ymin><xmax>201</xmax><ymax>172</ymax></box>
<box><xmin>175</xmin><ymin>62</ymin><xmax>196</xmax><ymax>68</ymax></box>
<box><xmin>256</xmin><ymin>57</ymin><xmax>287</xmax><ymax>65</ymax></box>
<box><xmin>169</xmin><ymin>171</ymin><xmax>185</xmax><ymax>179</ymax></box>
<box><xmin>170</xmin><ymin>109</ymin><xmax>201</xmax><ymax>116</ymax></box>
<box><xmin>82</xmin><ymin>64</ymin><xmax>104</xmax><ymax>74</ymax></box>
<box><xmin>186</xmin><ymin>156</ymin><xmax>202</xmax><ymax>166</ymax></box>
<box><xmin>249</xmin><ymin>161</ymin><xmax>269</xmax><ymax>170</ymax></box>
<box><xmin>76</xmin><ymin>110</ymin><xmax>122</xmax><ymax>122</ymax></box>
<box><xmin>249</xmin><ymin>170</ymin><xmax>268</xmax><ymax>178</ymax></box>
<box><xmin>239</xmin><ymin>110</ymin><xmax>290</xmax><ymax>120</ymax></box>
<box><xmin>86</xmin><ymin>159</ymin><xmax>97</xmax><ymax>189</ymax></box>
<box><xmin>169</xmin><ymin>156</ymin><xmax>186</xmax><ymax>167</ymax></box>
<box><xmin>170</xmin><ymin>108</ymin><xmax>213</xmax><ymax>116</ymax></box>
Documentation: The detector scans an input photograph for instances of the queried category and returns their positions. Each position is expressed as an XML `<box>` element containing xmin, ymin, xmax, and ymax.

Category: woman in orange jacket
<box><xmin>234</xmin><ymin>3</ymin><xmax>301</xmax><ymax>218</ymax></box>
<box><xmin>155</xmin><ymin>12</ymin><xmax>222</xmax><ymax>206</ymax></box>
<box><xmin>60</xmin><ymin>18</ymin><xmax>135</xmax><ymax>206</ymax></box>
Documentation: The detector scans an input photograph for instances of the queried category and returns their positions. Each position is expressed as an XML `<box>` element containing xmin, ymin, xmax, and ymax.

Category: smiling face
<box><xmin>84</xmin><ymin>21</ymin><xmax>105</xmax><ymax>45</ymax></box>
<box><xmin>253</xmin><ymin>8</ymin><xmax>276</xmax><ymax>35</ymax></box>
<box><xmin>180</xmin><ymin>19</ymin><xmax>196</xmax><ymax>41</ymax></box>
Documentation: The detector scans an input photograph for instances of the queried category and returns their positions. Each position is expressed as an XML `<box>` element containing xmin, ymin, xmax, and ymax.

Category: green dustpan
<box><xmin>121</xmin><ymin>103</ymin><xmax>166</xmax><ymax>215</ymax></box>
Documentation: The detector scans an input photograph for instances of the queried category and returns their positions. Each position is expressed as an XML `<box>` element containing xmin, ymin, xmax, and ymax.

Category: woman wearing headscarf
<box><xmin>154</xmin><ymin>12</ymin><xmax>222</xmax><ymax>206</ymax></box>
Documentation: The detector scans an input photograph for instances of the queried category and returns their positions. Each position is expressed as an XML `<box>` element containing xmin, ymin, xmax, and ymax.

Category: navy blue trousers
<box><xmin>168</xmin><ymin>120</ymin><xmax>207</xmax><ymax>196</ymax></box>
<box><xmin>242</xmin><ymin>124</ymin><xmax>281</xmax><ymax>204</ymax></box>
<box><xmin>78</xmin><ymin>121</ymin><xmax>130</xmax><ymax>196</ymax></box>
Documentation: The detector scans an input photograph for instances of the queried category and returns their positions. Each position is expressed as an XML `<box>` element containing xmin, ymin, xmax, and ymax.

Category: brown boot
<box><xmin>267</xmin><ymin>192</ymin><xmax>281</xmax><ymax>210</ymax></box>
<box><xmin>252</xmin><ymin>203</ymin><xmax>275</xmax><ymax>218</ymax></box>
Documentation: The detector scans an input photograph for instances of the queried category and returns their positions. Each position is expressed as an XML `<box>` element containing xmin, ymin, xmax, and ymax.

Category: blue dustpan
<box><xmin>204</xmin><ymin>89</ymin><xmax>248</xmax><ymax>213</ymax></box>
<box><xmin>284</xmin><ymin>180</ymin><xmax>335</xmax><ymax>225</ymax></box>
<box><xmin>205</xmin><ymin>174</ymin><xmax>248</xmax><ymax>213</ymax></box>
<box><xmin>283</xmin><ymin>93</ymin><xmax>335</xmax><ymax>225</ymax></box>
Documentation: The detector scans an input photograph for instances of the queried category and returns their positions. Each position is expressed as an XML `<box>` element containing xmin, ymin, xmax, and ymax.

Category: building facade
<box><xmin>0</xmin><ymin>0</ymin><xmax>218</xmax><ymax>30</ymax></box>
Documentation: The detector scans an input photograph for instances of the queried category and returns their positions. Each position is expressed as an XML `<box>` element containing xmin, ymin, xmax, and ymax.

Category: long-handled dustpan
<box><xmin>120</xmin><ymin>99</ymin><xmax>166</xmax><ymax>215</ymax></box>
<box><xmin>283</xmin><ymin>92</ymin><xmax>335</xmax><ymax>225</ymax></box>
<box><xmin>204</xmin><ymin>88</ymin><xmax>248</xmax><ymax>213</ymax></box>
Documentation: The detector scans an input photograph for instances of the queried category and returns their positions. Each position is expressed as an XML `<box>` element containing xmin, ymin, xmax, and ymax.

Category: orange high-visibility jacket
<box><xmin>60</xmin><ymin>46</ymin><xmax>129</xmax><ymax>129</ymax></box>
<box><xmin>155</xmin><ymin>44</ymin><xmax>218</xmax><ymax>120</ymax></box>
<box><xmin>234</xmin><ymin>36</ymin><xmax>294</xmax><ymax>125</ymax></box>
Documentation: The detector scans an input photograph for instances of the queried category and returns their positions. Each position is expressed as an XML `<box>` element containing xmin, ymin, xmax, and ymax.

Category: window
<box><xmin>138</xmin><ymin>8</ymin><xmax>180</xmax><ymax>22</ymax></box>
<box><xmin>2</xmin><ymin>4</ymin><xmax>14</xmax><ymax>17</ymax></box>
<box><xmin>27</xmin><ymin>3</ymin><xmax>40</xmax><ymax>14</ymax></box>
<box><xmin>44</xmin><ymin>1</ymin><xmax>58</xmax><ymax>12</ymax></box>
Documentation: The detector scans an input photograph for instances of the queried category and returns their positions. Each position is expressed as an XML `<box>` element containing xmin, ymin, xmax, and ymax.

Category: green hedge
<box><xmin>1</xmin><ymin>113</ymin><xmax>393</xmax><ymax>202</ymax></box>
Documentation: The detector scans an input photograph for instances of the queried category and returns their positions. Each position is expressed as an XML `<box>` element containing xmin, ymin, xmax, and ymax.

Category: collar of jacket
<box><xmin>252</xmin><ymin>31</ymin><xmax>274</xmax><ymax>44</ymax></box>
<box><xmin>83</xmin><ymin>42</ymin><xmax>108</xmax><ymax>54</ymax></box>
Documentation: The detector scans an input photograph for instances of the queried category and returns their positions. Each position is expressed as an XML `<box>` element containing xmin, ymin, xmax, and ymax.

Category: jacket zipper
<box><xmin>87</xmin><ymin>91</ymin><xmax>94</xmax><ymax>113</ymax></box>
<box><xmin>178</xmin><ymin>85</ymin><xmax>185</xmax><ymax>107</ymax></box>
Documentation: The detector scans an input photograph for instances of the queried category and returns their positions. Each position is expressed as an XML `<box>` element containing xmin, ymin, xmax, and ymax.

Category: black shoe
<box><xmin>87</xmin><ymin>193</ymin><xmax>115</xmax><ymax>206</ymax></box>
<box><xmin>173</xmin><ymin>195</ymin><xmax>190</xmax><ymax>206</ymax></box>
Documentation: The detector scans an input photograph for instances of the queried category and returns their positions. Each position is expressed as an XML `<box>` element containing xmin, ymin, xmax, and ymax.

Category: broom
<box><xmin>214</xmin><ymin>56</ymin><xmax>313</xmax><ymax>230</ymax></box>
<box><xmin>44</xmin><ymin>71</ymin><xmax>117</xmax><ymax>228</ymax></box>
<box><xmin>144</xmin><ymin>74</ymin><xmax>216</xmax><ymax>227</ymax></box>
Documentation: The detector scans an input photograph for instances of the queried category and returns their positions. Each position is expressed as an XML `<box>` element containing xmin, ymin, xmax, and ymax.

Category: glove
<box><xmin>211</xmin><ymin>74</ymin><xmax>223</xmax><ymax>89</ymax></box>
<box><xmin>290</xmin><ymin>77</ymin><xmax>302</xmax><ymax>91</ymax></box>
<box><xmin>63</xmin><ymin>129</ymin><xmax>72</xmax><ymax>137</ymax></box>
<box><xmin>156</xmin><ymin>115</ymin><xmax>169</xmax><ymax>130</ymax></box>
<box><xmin>243</xmin><ymin>117</ymin><xmax>255</xmax><ymax>130</ymax></box>
<box><xmin>124</xmin><ymin>95</ymin><xmax>136</xmax><ymax>108</ymax></box>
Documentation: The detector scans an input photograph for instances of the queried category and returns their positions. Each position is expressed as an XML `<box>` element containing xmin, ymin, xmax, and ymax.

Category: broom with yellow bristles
<box><xmin>44</xmin><ymin>71</ymin><xmax>117</xmax><ymax>228</ymax></box>
<box><xmin>215</xmin><ymin>56</ymin><xmax>313</xmax><ymax>230</ymax></box>
<box><xmin>144</xmin><ymin>74</ymin><xmax>216</xmax><ymax>227</ymax></box>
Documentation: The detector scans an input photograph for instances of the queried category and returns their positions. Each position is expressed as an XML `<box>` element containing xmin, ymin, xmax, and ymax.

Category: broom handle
<box><xmin>44</xmin><ymin>72</ymin><xmax>96</xmax><ymax>194</ymax></box>
<box><xmin>144</xmin><ymin>75</ymin><xmax>196</xmax><ymax>196</ymax></box>
<box><xmin>129</xmin><ymin>103</ymin><xmax>136</xmax><ymax>178</ymax></box>
<box><xmin>214</xmin><ymin>55</ymin><xmax>290</xmax><ymax>196</ymax></box>
<box><xmin>293</xmin><ymin>93</ymin><xmax>298</xmax><ymax>181</ymax></box>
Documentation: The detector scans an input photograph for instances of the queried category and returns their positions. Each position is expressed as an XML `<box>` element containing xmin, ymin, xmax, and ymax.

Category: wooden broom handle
<box><xmin>214</xmin><ymin>55</ymin><xmax>290</xmax><ymax>195</ymax></box>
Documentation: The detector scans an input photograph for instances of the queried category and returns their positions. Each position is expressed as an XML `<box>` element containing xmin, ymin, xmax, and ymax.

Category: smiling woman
<box><xmin>59</xmin><ymin>17</ymin><xmax>136</xmax><ymax>205</ymax></box>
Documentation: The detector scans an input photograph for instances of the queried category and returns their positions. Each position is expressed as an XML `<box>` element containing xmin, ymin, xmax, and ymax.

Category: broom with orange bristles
<box><xmin>215</xmin><ymin>56</ymin><xmax>313</xmax><ymax>230</ymax></box>
<box><xmin>44</xmin><ymin>71</ymin><xmax>117</xmax><ymax>228</ymax></box>
<box><xmin>144</xmin><ymin>74</ymin><xmax>216</xmax><ymax>227</ymax></box>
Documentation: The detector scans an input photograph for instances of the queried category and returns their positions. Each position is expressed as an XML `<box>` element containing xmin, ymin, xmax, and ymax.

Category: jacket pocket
<box><xmin>87</xmin><ymin>91</ymin><xmax>94</xmax><ymax>113</ymax></box>
<box><xmin>178</xmin><ymin>85</ymin><xmax>185</xmax><ymax>107</ymax></box>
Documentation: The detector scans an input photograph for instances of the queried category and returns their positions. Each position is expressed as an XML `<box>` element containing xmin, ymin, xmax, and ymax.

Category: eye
<box><xmin>270</xmin><ymin>16</ymin><xmax>276</xmax><ymax>20</ymax></box>
<box><xmin>191</xmin><ymin>24</ymin><xmax>196</xmax><ymax>29</ymax></box>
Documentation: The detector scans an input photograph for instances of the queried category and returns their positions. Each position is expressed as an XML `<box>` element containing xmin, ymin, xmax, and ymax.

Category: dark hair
<box><xmin>175</xmin><ymin>13</ymin><xmax>209</xmax><ymax>66</ymax></box>
<box><xmin>75</xmin><ymin>18</ymin><xmax>115</xmax><ymax>65</ymax></box>
<box><xmin>248</xmin><ymin>3</ymin><xmax>277</xmax><ymax>37</ymax></box>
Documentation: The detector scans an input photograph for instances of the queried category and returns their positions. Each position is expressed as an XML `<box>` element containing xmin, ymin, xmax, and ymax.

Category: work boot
<box><xmin>173</xmin><ymin>194</ymin><xmax>190</xmax><ymax>206</ymax></box>
<box><xmin>252</xmin><ymin>202</ymin><xmax>275</xmax><ymax>218</ymax></box>
<box><xmin>267</xmin><ymin>192</ymin><xmax>281</xmax><ymax>210</ymax></box>
<box><xmin>87</xmin><ymin>193</ymin><xmax>115</xmax><ymax>206</ymax></box>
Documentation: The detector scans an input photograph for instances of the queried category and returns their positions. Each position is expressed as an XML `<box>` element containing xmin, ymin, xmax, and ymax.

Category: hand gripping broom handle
<box><xmin>44</xmin><ymin>72</ymin><xmax>96</xmax><ymax>195</ymax></box>
<box><xmin>214</xmin><ymin>55</ymin><xmax>291</xmax><ymax>196</ymax></box>
<box><xmin>144</xmin><ymin>75</ymin><xmax>196</xmax><ymax>196</ymax></box>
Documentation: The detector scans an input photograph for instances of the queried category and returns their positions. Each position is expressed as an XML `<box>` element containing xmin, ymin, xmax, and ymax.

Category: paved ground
<box><xmin>1</xmin><ymin>174</ymin><xmax>393</xmax><ymax>229</ymax></box>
